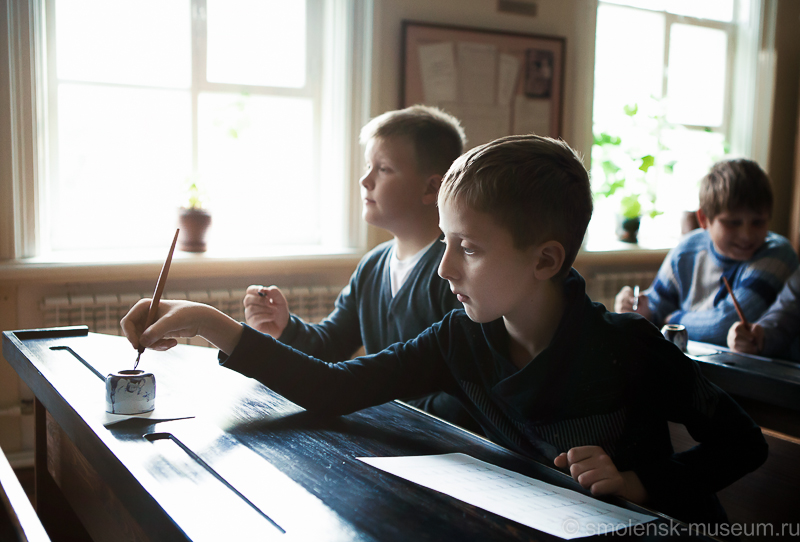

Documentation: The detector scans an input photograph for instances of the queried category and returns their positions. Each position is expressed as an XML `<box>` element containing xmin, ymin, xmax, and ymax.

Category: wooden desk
<box><xmin>687</xmin><ymin>342</ymin><xmax>800</xmax><ymax>437</ymax></box>
<box><xmin>4</xmin><ymin>327</ymin><xmax>708</xmax><ymax>541</ymax></box>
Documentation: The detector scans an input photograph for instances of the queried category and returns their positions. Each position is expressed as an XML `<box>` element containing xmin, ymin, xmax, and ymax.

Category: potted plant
<box><xmin>592</xmin><ymin>103</ymin><xmax>666</xmax><ymax>243</ymax></box>
<box><xmin>178</xmin><ymin>180</ymin><xmax>211</xmax><ymax>252</ymax></box>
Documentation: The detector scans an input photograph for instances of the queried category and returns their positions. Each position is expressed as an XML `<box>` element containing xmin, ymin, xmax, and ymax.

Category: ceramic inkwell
<box><xmin>105</xmin><ymin>370</ymin><xmax>156</xmax><ymax>414</ymax></box>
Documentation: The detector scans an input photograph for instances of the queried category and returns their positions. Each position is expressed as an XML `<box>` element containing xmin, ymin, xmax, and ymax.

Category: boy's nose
<box><xmin>438</xmin><ymin>248</ymin><xmax>457</xmax><ymax>282</ymax></box>
<box><xmin>359</xmin><ymin>170</ymin><xmax>374</xmax><ymax>189</ymax></box>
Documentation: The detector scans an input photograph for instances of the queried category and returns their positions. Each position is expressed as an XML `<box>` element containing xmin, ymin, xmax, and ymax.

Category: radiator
<box><xmin>41</xmin><ymin>286</ymin><xmax>344</xmax><ymax>348</ymax></box>
<box><xmin>585</xmin><ymin>271</ymin><xmax>657</xmax><ymax>312</ymax></box>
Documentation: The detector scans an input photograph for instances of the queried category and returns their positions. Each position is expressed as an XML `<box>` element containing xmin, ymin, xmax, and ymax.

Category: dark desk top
<box><xmin>686</xmin><ymin>341</ymin><xmax>800</xmax><ymax>413</ymax></box>
<box><xmin>3</xmin><ymin>327</ymin><xmax>710</xmax><ymax>541</ymax></box>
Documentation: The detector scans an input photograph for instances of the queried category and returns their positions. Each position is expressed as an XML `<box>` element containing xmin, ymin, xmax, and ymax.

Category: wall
<box><xmin>767</xmin><ymin>0</ymin><xmax>800</xmax><ymax>237</ymax></box>
<box><xmin>366</xmin><ymin>0</ymin><xmax>597</xmax><ymax>247</ymax></box>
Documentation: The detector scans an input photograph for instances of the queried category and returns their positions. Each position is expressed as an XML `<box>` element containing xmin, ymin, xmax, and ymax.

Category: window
<box><xmin>588</xmin><ymin>0</ymin><xmax>774</xmax><ymax>249</ymax></box>
<box><xmin>5</xmin><ymin>0</ymin><xmax>369</xmax><ymax>259</ymax></box>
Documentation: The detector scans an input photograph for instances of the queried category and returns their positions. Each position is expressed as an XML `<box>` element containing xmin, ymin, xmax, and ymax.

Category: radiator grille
<box><xmin>41</xmin><ymin>286</ymin><xmax>344</xmax><ymax>348</ymax></box>
<box><xmin>584</xmin><ymin>271</ymin><xmax>657</xmax><ymax>312</ymax></box>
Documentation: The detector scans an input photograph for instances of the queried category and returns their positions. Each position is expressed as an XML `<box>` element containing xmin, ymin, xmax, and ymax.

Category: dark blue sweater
<box><xmin>276</xmin><ymin>238</ymin><xmax>478</xmax><ymax>431</ymax></box>
<box><xmin>224</xmin><ymin>269</ymin><xmax>767</xmax><ymax>523</ymax></box>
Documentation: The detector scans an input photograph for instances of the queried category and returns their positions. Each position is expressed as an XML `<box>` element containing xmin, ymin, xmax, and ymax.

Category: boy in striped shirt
<box><xmin>616</xmin><ymin>159</ymin><xmax>798</xmax><ymax>345</ymax></box>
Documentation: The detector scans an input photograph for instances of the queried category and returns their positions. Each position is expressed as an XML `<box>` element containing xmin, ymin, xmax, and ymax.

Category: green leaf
<box><xmin>596</xmin><ymin>178</ymin><xmax>625</xmax><ymax>197</ymax></box>
<box><xmin>593</xmin><ymin>132</ymin><xmax>622</xmax><ymax>146</ymax></box>
<box><xmin>601</xmin><ymin>160</ymin><xmax>621</xmax><ymax>177</ymax></box>
<box><xmin>639</xmin><ymin>155</ymin><xmax>655</xmax><ymax>172</ymax></box>
<box><xmin>619</xmin><ymin>194</ymin><xmax>642</xmax><ymax>219</ymax></box>
<box><xmin>623</xmin><ymin>103</ymin><xmax>638</xmax><ymax>117</ymax></box>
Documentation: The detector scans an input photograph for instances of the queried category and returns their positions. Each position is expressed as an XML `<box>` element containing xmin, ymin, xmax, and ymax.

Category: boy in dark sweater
<box><xmin>122</xmin><ymin>135</ymin><xmax>767</xmax><ymax>524</ymax></box>
<box><xmin>240</xmin><ymin>105</ymin><xmax>476</xmax><ymax>430</ymax></box>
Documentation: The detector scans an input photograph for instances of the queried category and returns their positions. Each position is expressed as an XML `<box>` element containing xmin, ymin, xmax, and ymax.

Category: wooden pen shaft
<box><xmin>139</xmin><ymin>229</ymin><xmax>180</xmax><ymax>352</ymax></box>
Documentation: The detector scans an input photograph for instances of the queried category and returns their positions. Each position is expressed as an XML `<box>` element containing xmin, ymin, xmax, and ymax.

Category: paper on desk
<box><xmin>358</xmin><ymin>453</ymin><xmax>655</xmax><ymax>539</ymax></box>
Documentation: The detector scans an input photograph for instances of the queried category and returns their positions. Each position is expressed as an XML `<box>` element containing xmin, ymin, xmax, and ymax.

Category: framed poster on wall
<box><xmin>402</xmin><ymin>21</ymin><xmax>565</xmax><ymax>150</ymax></box>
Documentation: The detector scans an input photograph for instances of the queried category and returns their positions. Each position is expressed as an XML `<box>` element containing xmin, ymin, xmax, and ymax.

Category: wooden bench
<box><xmin>0</xmin><ymin>444</ymin><xmax>51</xmax><ymax>542</ymax></box>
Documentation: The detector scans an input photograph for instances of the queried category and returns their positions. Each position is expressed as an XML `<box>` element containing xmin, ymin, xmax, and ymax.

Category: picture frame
<box><xmin>401</xmin><ymin>21</ymin><xmax>565</xmax><ymax>150</ymax></box>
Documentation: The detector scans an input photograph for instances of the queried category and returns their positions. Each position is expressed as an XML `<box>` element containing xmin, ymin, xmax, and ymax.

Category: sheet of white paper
<box><xmin>514</xmin><ymin>95</ymin><xmax>552</xmax><ymax>136</ymax></box>
<box><xmin>497</xmin><ymin>54</ymin><xmax>521</xmax><ymax>107</ymax></box>
<box><xmin>359</xmin><ymin>453</ymin><xmax>655</xmax><ymax>539</ymax></box>
<box><xmin>439</xmin><ymin>102</ymin><xmax>509</xmax><ymax>149</ymax></box>
<box><xmin>418</xmin><ymin>42</ymin><xmax>458</xmax><ymax>103</ymax></box>
<box><xmin>457</xmin><ymin>42</ymin><xmax>497</xmax><ymax>104</ymax></box>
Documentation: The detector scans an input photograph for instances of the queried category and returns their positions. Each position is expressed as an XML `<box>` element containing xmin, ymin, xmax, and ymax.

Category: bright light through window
<box><xmin>601</xmin><ymin>0</ymin><xmax>734</xmax><ymax>21</ymax></box>
<box><xmin>53</xmin><ymin>84</ymin><xmax>192</xmax><ymax>251</ymax></box>
<box><xmin>666</xmin><ymin>24</ymin><xmax>727</xmax><ymax>127</ymax></box>
<box><xmin>207</xmin><ymin>0</ymin><xmax>306</xmax><ymax>88</ymax></box>
<box><xmin>44</xmin><ymin>0</ymin><xmax>332</xmax><ymax>255</ymax></box>
<box><xmin>198</xmin><ymin>93</ymin><xmax>318</xmax><ymax>247</ymax></box>
<box><xmin>590</xmin><ymin>2</ymin><xmax>732</xmax><ymax>249</ymax></box>
<box><xmin>55</xmin><ymin>0</ymin><xmax>190</xmax><ymax>88</ymax></box>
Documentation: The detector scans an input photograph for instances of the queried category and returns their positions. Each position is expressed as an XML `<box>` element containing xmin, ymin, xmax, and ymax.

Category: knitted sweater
<box><xmin>645</xmin><ymin>229</ymin><xmax>798</xmax><ymax>345</ymax></box>
<box><xmin>757</xmin><ymin>267</ymin><xmax>800</xmax><ymax>360</ymax></box>
<box><xmin>224</xmin><ymin>269</ymin><xmax>767</xmax><ymax>523</ymax></box>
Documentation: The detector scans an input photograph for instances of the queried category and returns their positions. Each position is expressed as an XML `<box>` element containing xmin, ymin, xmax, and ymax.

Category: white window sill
<box><xmin>0</xmin><ymin>245</ymin><xmax>364</xmax><ymax>284</ymax></box>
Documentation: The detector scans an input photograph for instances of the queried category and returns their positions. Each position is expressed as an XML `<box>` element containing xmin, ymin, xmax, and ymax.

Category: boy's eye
<box><xmin>461</xmin><ymin>246</ymin><xmax>475</xmax><ymax>256</ymax></box>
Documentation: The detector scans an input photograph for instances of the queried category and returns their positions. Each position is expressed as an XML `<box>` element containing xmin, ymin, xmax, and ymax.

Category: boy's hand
<box><xmin>554</xmin><ymin>446</ymin><xmax>647</xmax><ymax>504</ymax></box>
<box><xmin>614</xmin><ymin>286</ymin><xmax>651</xmax><ymax>320</ymax></box>
<box><xmin>243</xmin><ymin>285</ymin><xmax>291</xmax><ymax>338</ymax></box>
<box><xmin>121</xmin><ymin>298</ymin><xmax>243</xmax><ymax>355</ymax></box>
<box><xmin>727</xmin><ymin>321</ymin><xmax>765</xmax><ymax>355</ymax></box>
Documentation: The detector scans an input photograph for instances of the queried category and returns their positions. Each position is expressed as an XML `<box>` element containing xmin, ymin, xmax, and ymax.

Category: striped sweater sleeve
<box><xmin>670</xmin><ymin>236</ymin><xmax>798</xmax><ymax>345</ymax></box>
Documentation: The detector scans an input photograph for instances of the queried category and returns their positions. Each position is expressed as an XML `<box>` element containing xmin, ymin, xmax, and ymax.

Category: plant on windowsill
<box><xmin>592</xmin><ymin>102</ymin><xmax>667</xmax><ymax>244</ymax></box>
<box><xmin>178</xmin><ymin>179</ymin><xmax>212</xmax><ymax>252</ymax></box>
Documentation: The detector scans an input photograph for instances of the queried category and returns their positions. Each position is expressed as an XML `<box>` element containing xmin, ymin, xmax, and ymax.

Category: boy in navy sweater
<box><xmin>122</xmin><ymin>135</ymin><xmax>767</xmax><ymax>524</ymax></box>
<box><xmin>240</xmin><ymin>105</ymin><xmax>476</xmax><ymax>430</ymax></box>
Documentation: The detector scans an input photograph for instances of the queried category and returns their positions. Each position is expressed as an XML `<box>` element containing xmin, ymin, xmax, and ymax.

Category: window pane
<box><xmin>665</xmin><ymin>0</ymin><xmax>733</xmax><ymax>22</ymax></box>
<box><xmin>52</xmin><ymin>85</ymin><xmax>192</xmax><ymax>251</ymax></box>
<box><xmin>206</xmin><ymin>0</ymin><xmax>306</xmax><ymax>88</ymax></box>
<box><xmin>666</xmin><ymin>24</ymin><xmax>727</xmax><ymax>127</ymax></box>
<box><xmin>55</xmin><ymin>0</ymin><xmax>190</xmax><ymax>88</ymax></box>
<box><xmin>593</xmin><ymin>4</ymin><xmax>664</xmax><ymax>126</ymax></box>
<box><xmin>198</xmin><ymin>93</ymin><xmax>317</xmax><ymax>248</ymax></box>
<box><xmin>600</xmin><ymin>0</ymin><xmax>734</xmax><ymax>22</ymax></box>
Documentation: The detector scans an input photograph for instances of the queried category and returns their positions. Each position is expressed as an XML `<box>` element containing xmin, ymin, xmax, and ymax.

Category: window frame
<box><xmin>586</xmin><ymin>0</ymin><xmax>777</xmax><ymax>251</ymax></box>
<box><xmin>1</xmin><ymin>0</ymin><xmax>372</xmax><ymax>262</ymax></box>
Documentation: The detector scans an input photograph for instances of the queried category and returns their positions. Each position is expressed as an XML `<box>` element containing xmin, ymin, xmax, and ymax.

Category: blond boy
<box><xmin>241</xmin><ymin>105</ymin><xmax>477</xmax><ymax>430</ymax></box>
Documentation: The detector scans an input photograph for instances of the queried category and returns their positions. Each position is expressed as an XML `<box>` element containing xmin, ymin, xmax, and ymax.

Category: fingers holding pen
<box><xmin>121</xmin><ymin>299</ymin><xmax>204</xmax><ymax>352</ymax></box>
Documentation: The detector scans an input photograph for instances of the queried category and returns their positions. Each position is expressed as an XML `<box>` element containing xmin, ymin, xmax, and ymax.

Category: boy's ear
<box><xmin>696</xmin><ymin>208</ymin><xmax>711</xmax><ymax>230</ymax></box>
<box><xmin>421</xmin><ymin>174</ymin><xmax>443</xmax><ymax>205</ymax></box>
<box><xmin>533</xmin><ymin>240</ymin><xmax>566</xmax><ymax>281</ymax></box>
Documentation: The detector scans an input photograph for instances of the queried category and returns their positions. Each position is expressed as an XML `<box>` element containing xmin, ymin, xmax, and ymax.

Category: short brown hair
<box><xmin>699</xmin><ymin>159</ymin><xmax>773</xmax><ymax>220</ymax></box>
<box><xmin>439</xmin><ymin>134</ymin><xmax>592</xmax><ymax>278</ymax></box>
<box><xmin>359</xmin><ymin>105</ymin><xmax>466</xmax><ymax>175</ymax></box>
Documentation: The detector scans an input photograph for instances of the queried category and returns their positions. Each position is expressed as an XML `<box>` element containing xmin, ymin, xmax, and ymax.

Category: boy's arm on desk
<box><xmin>278</xmin><ymin>283</ymin><xmax>364</xmax><ymax>362</ymax></box>
<box><xmin>223</xmin><ymin>322</ymin><xmax>452</xmax><ymax>416</ymax></box>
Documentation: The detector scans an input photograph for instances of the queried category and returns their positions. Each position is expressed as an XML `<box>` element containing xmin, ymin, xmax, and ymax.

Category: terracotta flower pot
<box><xmin>178</xmin><ymin>208</ymin><xmax>211</xmax><ymax>252</ymax></box>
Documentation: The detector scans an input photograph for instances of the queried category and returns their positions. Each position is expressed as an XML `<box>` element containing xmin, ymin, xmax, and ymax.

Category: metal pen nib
<box><xmin>134</xmin><ymin>348</ymin><xmax>143</xmax><ymax>370</ymax></box>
